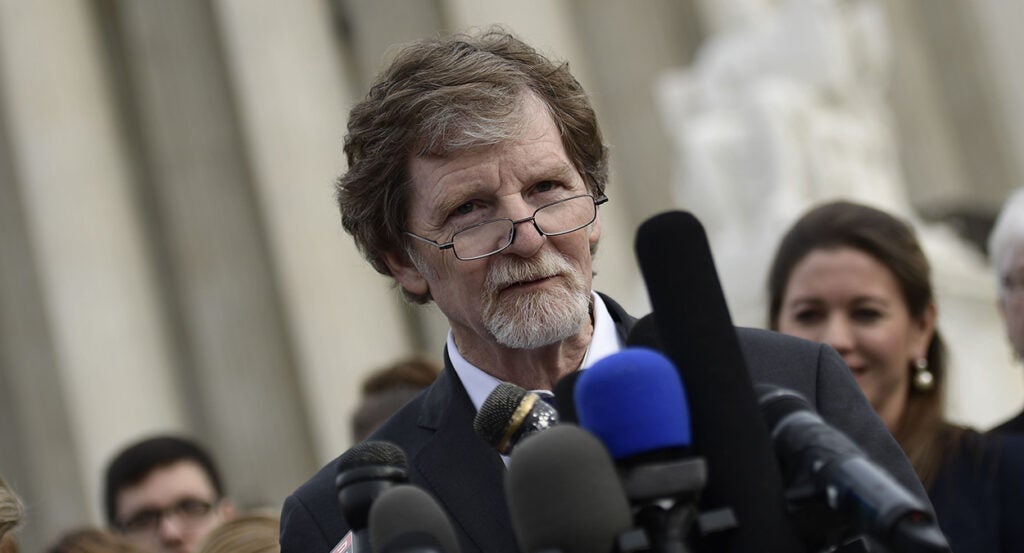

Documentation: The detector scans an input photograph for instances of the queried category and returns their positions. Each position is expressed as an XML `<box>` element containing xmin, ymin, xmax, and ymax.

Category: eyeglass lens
<box><xmin>452</xmin><ymin>195</ymin><xmax>597</xmax><ymax>259</ymax></box>
<box><xmin>120</xmin><ymin>498</ymin><xmax>214</xmax><ymax>534</ymax></box>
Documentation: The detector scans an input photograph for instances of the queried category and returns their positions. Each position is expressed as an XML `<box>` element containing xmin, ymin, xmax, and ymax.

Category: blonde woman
<box><xmin>197</xmin><ymin>513</ymin><xmax>278</xmax><ymax>553</ymax></box>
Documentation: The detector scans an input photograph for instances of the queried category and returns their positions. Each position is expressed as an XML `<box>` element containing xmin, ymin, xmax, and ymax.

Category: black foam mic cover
<box><xmin>506</xmin><ymin>424</ymin><xmax>634</xmax><ymax>553</ymax></box>
<box><xmin>336</xmin><ymin>440</ymin><xmax>410</xmax><ymax>552</ymax></box>
<box><xmin>474</xmin><ymin>383</ymin><xmax>558</xmax><ymax>455</ymax></box>
<box><xmin>552</xmin><ymin>370</ymin><xmax>583</xmax><ymax>424</ymax></box>
<box><xmin>632</xmin><ymin>211</ymin><xmax>803</xmax><ymax>551</ymax></box>
<box><xmin>756</xmin><ymin>384</ymin><xmax>949</xmax><ymax>553</ymax></box>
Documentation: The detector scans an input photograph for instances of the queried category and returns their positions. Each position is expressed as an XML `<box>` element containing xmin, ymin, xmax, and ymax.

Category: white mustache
<box><xmin>484</xmin><ymin>251</ymin><xmax>573</xmax><ymax>293</ymax></box>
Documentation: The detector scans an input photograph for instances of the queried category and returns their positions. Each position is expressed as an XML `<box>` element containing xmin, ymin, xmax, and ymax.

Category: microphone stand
<box><xmin>619</xmin><ymin>456</ymin><xmax>736</xmax><ymax>553</ymax></box>
<box><xmin>781</xmin><ymin>472</ymin><xmax>950</xmax><ymax>553</ymax></box>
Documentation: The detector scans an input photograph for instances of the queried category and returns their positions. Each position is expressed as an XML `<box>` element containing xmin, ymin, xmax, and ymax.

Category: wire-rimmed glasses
<box><xmin>116</xmin><ymin>497</ymin><xmax>216</xmax><ymax>536</ymax></box>
<box><xmin>403</xmin><ymin>193</ymin><xmax>608</xmax><ymax>261</ymax></box>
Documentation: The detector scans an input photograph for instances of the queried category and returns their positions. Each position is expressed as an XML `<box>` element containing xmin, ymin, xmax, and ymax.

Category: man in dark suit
<box><xmin>280</xmin><ymin>28</ymin><xmax>928</xmax><ymax>553</ymax></box>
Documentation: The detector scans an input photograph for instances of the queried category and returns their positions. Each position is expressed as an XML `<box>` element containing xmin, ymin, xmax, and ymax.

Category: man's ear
<box><xmin>382</xmin><ymin>249</ymin><xmax>430</xmax><ymax>297</ymax></box>
<box><xmin>588</xmin><ymin>211</ymin><xmax>602</xmax><ymax>250</ymax></box>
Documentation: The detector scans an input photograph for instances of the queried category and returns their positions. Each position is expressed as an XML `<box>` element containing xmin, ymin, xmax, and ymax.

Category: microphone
<box><xmin>505</xmin><ymin>424</ymin><xmax>648</xmax><ymax>553</ymax></box>
<box><xmin>369</xmin><ymin>484</ymin><xmax>461</xmax><ymax>553</ymax></box>
<box><xmin>552</xmin><ymin>371</ymin><xmax>583</xmax><ymax>424</ymax></box>
<box><xmin>632</xmin><ymin>211</ymin><xmax>803</xmax><ymax>551</ymax></box>
<box><xmin>576</xmin><ymin>347</ymin><xmax>713</xmax><ymax>552</ymax></box>
<box><xmin>756</xmin><ymin>384</ymin><xmax>950</xmax><ymax>553</ymax></box>
<box><xmin>576</xmin><ymin>348</ymin><xmax>691</xmax><ymax>462</ymax></box>
<box><xmin>473</xmin><ymin>382</ymin><xmax>558</xmax><ymax>455</ymax></box>
<box><xmin>336</xmin><ymin>440</ymin><xmax>410</xmax><ymax>553</ymax></box>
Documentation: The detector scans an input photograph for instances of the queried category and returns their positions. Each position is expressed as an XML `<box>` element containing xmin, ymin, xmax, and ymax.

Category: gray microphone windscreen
<box><xmin>506</xmin><ymin>424</ymin><xmax>633</xmax><ymax>553</ymax></box>
<box><xmin>369</xmin><ymin>484</ymin><xmax>461</xmax><ymax>553</ymax></box>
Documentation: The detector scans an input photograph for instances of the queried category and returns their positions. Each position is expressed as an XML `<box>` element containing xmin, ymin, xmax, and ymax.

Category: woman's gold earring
<box><xmin>913</xmin><ymin>357</ymin><xmax>934</xmax><ymax>392</ymax></box>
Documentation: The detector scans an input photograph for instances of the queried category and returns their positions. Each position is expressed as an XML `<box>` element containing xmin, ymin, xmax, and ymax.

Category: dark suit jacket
<box><xmin>930</xmin><ymin>429</ymin><xmax>1024</xmax><ymax>553</ymax></box>
<box><xmin>280</xmin><ymin>295</ymin><xmax>927</xmax><ymax>553</ymax></box>
<box><xmin>991</xmin><ymin>410</ymin><xmax>1024</xmax><ymax>435</ymax></box>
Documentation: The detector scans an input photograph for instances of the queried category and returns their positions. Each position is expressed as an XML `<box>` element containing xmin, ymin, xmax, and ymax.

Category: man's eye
<box><xmin>124</xmin><ymin>511</ymin><xmax>160</xmax><ymax>530</ymax></box>
<box><xmin>534</xmin><ymin>180</ymin><xmax>565</xmax><ymax>194</ymax></box>
<box><xmin>178</xmin><ymin>499</ymin><xmax>213</xmax><ymax>516</ymax></box>
<box><xmin>455</xmin><ymin>203</ymin><xmax>475</xmax><ymax>216</ymax></box>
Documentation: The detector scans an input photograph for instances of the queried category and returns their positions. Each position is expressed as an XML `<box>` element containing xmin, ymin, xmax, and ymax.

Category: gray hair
<box><xmin>337</xmin><ymin>27</ymin><xmax>608</xmax><ymax>304</ymax></box>
<box><xmin>988</xmin><ymin>188</ymin><xmax>1024</xmax><ymax>297</ymax></box>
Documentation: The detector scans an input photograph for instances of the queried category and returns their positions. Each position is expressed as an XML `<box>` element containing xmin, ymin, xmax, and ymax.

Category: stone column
<box><xmin>970</xmin><ymin>0</ymin><xmax>1024</xmax><ymax>200</ymax></box>
<box><xmin>331</xmin><ymin>0</ymin><xmax>459</xmax><ymax>351</ymax></box>
<box><xmin>212</xmin><ymin>0</ymin><xmax>415</xmax><ymax>461</ymax></box>
<box><xmin>569</xmin><ymin>0</ymin><xmax>703</xmax><ymax>226</ymax></box>
<box><xmin>885</xmin><ymin>0</ymin><xmax>1021</xmax><ymax>216</ymax></box>
<box><xmin>0</xmin><ymin>0</ymin><xmax>186</xmax><ymax>527</ymax></box>
<box><xmin>113</xmin><ymin>0</ymin><xmax>315</xmax><ymax>508</ymax></box>
<box><xmin>0</xmin><ymin>51</ymin><xmax>87</xmax><ymax>553</ymax></box>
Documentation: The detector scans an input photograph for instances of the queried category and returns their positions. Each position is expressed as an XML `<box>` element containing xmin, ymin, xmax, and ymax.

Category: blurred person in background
<box><xmin>196</xmin><ymin>513</ymin><xmax>278</xmax><ymax>553</ymax></box>
<box><xmin>0</xmin><ymin>475</ymin><xmax>22</xmax><ymax>553</ymax></box>
<box><xmin>46</xmin><ymin>527</ymin><xmax>147</xmax><ymax>553</ymax></box>
<box><xmin>104</xmin><ymin>436</ymin><xmax>235</xmax><ymax>553</ymax></box>
<box><xmin>351</xmin><ymin>355</ymin><xmax>441</xmax><ymax>442</ymax></box>
<box><xmin>767</xmin><ymin>200</ymin><xmax>1024</xmax><ymax>552</ymax></box>
<box><xmin>988</xmin><ymin>187</ymin><xmax>1024</xmax><ymax>434</ymax></box>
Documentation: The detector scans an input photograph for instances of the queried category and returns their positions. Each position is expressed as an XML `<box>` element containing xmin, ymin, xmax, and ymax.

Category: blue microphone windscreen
<box><xmin>576</xmin><ymin>347</ymin><xmax>691</xmax><ymax>460</ymax></box>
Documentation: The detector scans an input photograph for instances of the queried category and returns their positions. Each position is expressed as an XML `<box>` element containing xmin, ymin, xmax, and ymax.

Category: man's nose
<box><xmin>502</xmin><ymin>212</ymin><xmax>545</xmax><ymax>258</ymax></box>
<box><xmin>157</xmin><ymin>514</ymin><xmax>185</xmax><ymax>545</ymax></box>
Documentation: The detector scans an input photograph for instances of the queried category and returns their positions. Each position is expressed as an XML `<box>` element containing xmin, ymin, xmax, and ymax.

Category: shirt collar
<box><xmin>448</xmin><ymin>291</ymin><xmax>623</xmax><ymax>413</ymax></box>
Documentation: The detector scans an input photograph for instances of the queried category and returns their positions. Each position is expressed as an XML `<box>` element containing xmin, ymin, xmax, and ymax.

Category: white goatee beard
<box><xmin>482</xmin><ymin>251</ymin><xmax>591</xmax><ymax>349</ymax></box>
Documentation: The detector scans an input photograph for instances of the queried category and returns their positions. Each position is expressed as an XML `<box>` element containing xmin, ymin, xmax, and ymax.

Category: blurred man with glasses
<box><xmin>281</xmin><ymin>27</ymin><xmax>924</xmax><ymax>553</ymax></box>
<box><xmin>105</xmin><ymin>436</ymin><xmax>235</xmax><ymax>553</ymax></box>
<box><xmin>989</xmin><ymin>188</ymin><xmax>1024</xmax><ymax>434</ymax></box>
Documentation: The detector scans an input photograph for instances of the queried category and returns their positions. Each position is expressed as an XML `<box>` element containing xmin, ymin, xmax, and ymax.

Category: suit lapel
<box><xmin>410</xmin><ymin>294</ymin><xmax>635</xmax><ymax>553</ymax></box>
<box><xmin>412</xmin><ymin>350</ymin><xmax>519</xmax><ymax>553</ymax></box>
<box><xmin>598</xmin><ymin>291</ymin><xmax>638</xmax><ymax>341</ymax></box>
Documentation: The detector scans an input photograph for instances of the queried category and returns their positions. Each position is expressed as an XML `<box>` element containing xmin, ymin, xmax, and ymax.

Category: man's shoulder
<box><xmin>990</xmin><ymin>409</ymin><xmax>1024</xmax><ymax>435</ymax></box>
<box><xmin>282</xmin><ymin>376</ymin><xmax>449</xmax><ymax>550</ymax></box>
<box><xmin>292</xmin><ymin>382</ymin><xmax>441</xmax><ymax>497</ymax></box>
<box><xmin>735</xmin><ymin>326</ymin><xmax>823</xmax><ymax>360</ymax></box>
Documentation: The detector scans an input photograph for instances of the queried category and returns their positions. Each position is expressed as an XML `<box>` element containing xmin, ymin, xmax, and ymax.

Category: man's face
<box><xmin>999</xmin><ymin>247</ymin><xmax>1024</xmax><ymax>359</ymax></box>
<box><xmin>114</xmin><ymin>460</ymin><xmax>233</xmax><ymax>553</ymax></box>
<box><xmin>386</xmin><ymin>94</ymin><xmax>601</xmax><ymax>353</ymax></box>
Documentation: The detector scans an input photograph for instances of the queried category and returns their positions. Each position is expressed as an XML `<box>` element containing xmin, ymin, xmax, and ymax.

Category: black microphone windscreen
<box><xmin>635</xmin><ymin>211</ymin><xmax>746</xmax><ymax>377</ymax></box>
<box><xmin>756</xmin><ymin>383</ymin><xmax>814</xmax><ymax>431</ymax></box>
<box><xmin>553</xmin><ymin>371</ymin><xmax>583</xmax><ymax>424</ymax></box>
<box><xmin>336</xmin><ymin>440</ymin><xmax>410</xmax><ymax>536</ymax></box>
<box><xmin>506</xmin><ymin>424</ymin><xmax>633</xmax><ymax>553</ymax></box>
<box><xmin>338</xmin><ymin>440</ymin><xmax>409</xmax><ymax>473</ymax></box>
<box><xmin>754</xmin><ymin>384</ymin><xmax>949</xmax><ymax>552</ymax></box>
<box><xmin>634</xmin><ymin>211</ymin><xmax>802</xmax><ymax>551</ymax></box>
<box><xmin>474</xmin><ymin>383</ymin><xmax>557</xmax><ymax>455</ymax></box>
<box><xmin>625</xmin><ymin>314</ymin><xmax>661</xmax><ymax>350</ymax></box>
<box><xmin>474</xmin><ymin>383</ymin><xmax>529</xmax><ymax>449</ymax></box>
<box><xmin>369</xmin><ymin>484</ymin><xmax>461</xmax><ymax>553</ymax></box>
